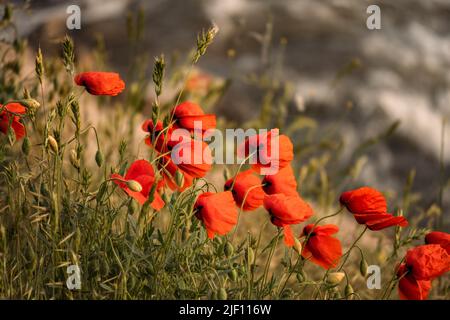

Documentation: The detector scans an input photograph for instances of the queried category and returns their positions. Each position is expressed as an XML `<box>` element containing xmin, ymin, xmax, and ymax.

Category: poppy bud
<box><xmin>218</xmin><ymin>287</ymin><xmax>227</xmax><ymax>300</ymax></box>
<box><xmin>345</xmin><ymin>284</ymin><xmax>354</xmax><ymax>299</ymax></box>
<box><xmin>360</xmin><ymin>256</ymin><xmax>368</xmax><ymax>277</ymax></box>
<box><xmin>293</xmin><ymin>237</ymin><xmax>302</xmax><ymax>255</ymax></box>
<box><xmin>126</xmin><ymin>180</ymin><xmax>143</xmax><ymax>192</ymax></box>
<box><xmin>47</xmin><ymin>136</ymin><xmax>58</xmax><ymax>154</ymax></box>
<box><xmin>22</xmin><ymin>137</ymin><xmax>30</xmax><ymax>155</ymax></box>
<box><xmin>224</xmin><ymin>242</ymin><xmax>234</xmax><ymax>257</ymax></box>
<box><xmin>228</xmin><ymin>269</ymin><xmax>238</xmax><ymax>282</ymax></box>
<box><xmin>175</xmin><ymin>170</ymin><xmax>184</xmax><ymax>188</ymax></box>
<box><xmin>95</xmin><ymin>150</ymin><xmax>104</xmax><ymax>167</ymax></box>
<box><xmin>326</xmin><ymin>272</ymin><xmax>345</xmax><ymax>286</ymax></box>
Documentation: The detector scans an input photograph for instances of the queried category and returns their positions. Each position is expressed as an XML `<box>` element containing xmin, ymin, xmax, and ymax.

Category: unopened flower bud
<box><xmin>224</xmin><ymin>242</ymin><xmax>234</xmax><ymax>257</ymax></box>
<box><xmin>95</xmin><ymin>150</ymin><xmax>104</xmax><ymax>167</ymax></box>
<box><xmin>228</xmin><ymin>269</ymin><xmax>238</xmax><ymax>282</ymax></box>
<box><xmin>126</xmin><ymin>180</ymin><xmax>142</xmax><ymax>192</ymax></box>
<box><xmin>22</xmin><ymin>137</ymin><xmax>30</xmax><ymax>155</ymax></box>
<box><xmin>326</xmin><ymin>272</ymin><xmax>345</xmax><ymax>286</ymax></box>
<box><xmin>293</xmin><ymin>237</ymin><xmax>302</xmax><ymax>255</ymax></box>
<box><xmin>218</xmin><ymin>287</ymin><xmax>227</xmax><ymax>300</ymax></box>
<box><xmin>345</xmin><ymin>284</ymin><xmax>354</xmax><ymax>299</ymax></box>
<box><xmin>360</xmin><ymin>256</ymin><xmax>368</xmax><ymax>277</ymax></box>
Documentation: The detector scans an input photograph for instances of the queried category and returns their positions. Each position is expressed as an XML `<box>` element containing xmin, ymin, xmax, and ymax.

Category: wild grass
<box><xmin>0</xmin><ymin>4</ymin><xmax>448</xmax><ymax>300</ymax></box>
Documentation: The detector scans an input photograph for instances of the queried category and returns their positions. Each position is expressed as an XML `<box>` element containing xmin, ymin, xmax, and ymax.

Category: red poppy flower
<box><xmin>263</xmin><ymin>193</ymin><xmax>314</xmax><ymax>246</ymax></box>
<box><xmin>262</xmin><ymin>165</ymin><xmax>298</xmax><ymax>196</ymax></box>
<box><xmin>74</xmin><ymin>72</ymin><xmax>125</xmax><ymax>96</ymax></box>
<box><xmin>224</xmin><ymin>169</ymin><xmax>265</xmax><ymax>211</ymax></box>
<box><xmin>404</xmin><ymin>244</ymin><xmax>450</xmax><ymax>280</ymax></box>
<box><xmin>171</xmin><ymin>101</ymin><xmax>216</xmax><ymax>134</ymax></box>
<box><xmin>339</xmin><ymin>187</ymin><xmax>408</xmax><ymax>230</ymax></box>
<box><xmin>238</xmin><ymin>129</ymin><xmax>293</xmax><ymax>175</ymax></box>
<box><xmin>157</xmin><ymin>155</ymin><xmax>194</xmax><ymax>191</ymax></box>
<box><xmin>142</xmin><ymin>119</ymin><xmax>168</xmax><ymax>152</ymax></box>
<box><xmin>194</xmin><ymin>191</ymin><xmax>238</xmax><ymax>238</ymax></box>
<box><xmin>397</xmin><ymin>263</ymin><xmax>432</xmax><ymax>300</ymax></box>
<box><xmin>111</xmin><ymin>159</ymin><xmax>164</xmax><ymax>210</ymax></box>
<box><xmin>169</xmin><ymin>138</ymin><xmax>213</xmax><ymax>178</ymax></box>
<box><xmin>301</xmin><ymin>224</ymin><xmax>342</xmax><ymax>269</ymax></box>
<box><xmin>0</xmin><ymin>103</ymin><xmax>26</xmax><ymax>140</ymax></box>
<box><xmin>425</xmin><ymin>231</ymin><xmax>450</xmax><ymax>254</ymax></box>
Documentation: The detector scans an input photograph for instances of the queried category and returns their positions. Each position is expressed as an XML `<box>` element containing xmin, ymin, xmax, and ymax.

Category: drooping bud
<box><xmin>345</xmin><ymin>284</ymin><xmax>354</xmax><ymax>299</ymax></box>
<box><xmin>360</xmin><ymin>256</ymin><xmax>368</xmax><ymax>277</ymax></box>
<box><xmin>126</xmin><ymin>180</ymin><xmax>142</xmax><ymax>192</ymax></box>
<box><xmin>95</xmin><ymin>150</ymin><xmax>104</xmax><ymax>167</ymax></box>
<box><xmin>326</xmin><ymin>272</ymin><xmax>345</xmax><ymax>286</ymax></box>
<box><xmin>22</xmin><ymin>137</ymin><xmax>30</xmax><ymax>155</ymax></box>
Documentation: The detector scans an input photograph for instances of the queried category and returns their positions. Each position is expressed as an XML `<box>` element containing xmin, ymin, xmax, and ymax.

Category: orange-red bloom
<box><xmin>263</xmin><ymin>193</ymin><xmax>314</xmax><ymax>246</ymax></box>
<box><xmin>404</xmin><ymin>244</ymin><xmax>450</xmax><ymax>280</ymax></box>
<box><xmin>0</xmin><ymin>103</ymin><xmax>26</xmax><ymax>140</ymax></box>
<box><xmin>111</xmin><ymin>159</ymin><xmax>164</xmax><ymax>210</ymax></box>
<box><xmin>170</xmin><ymin>138</ymin><xmax>213</xmax><ymax>178</ymax></box>
<box><xmin>262</xmin><ymin>165</ymin><xmax>298</xmax><ymax>196</ymax></box>
<box><xmin>224</xmin><ymin>170</ymin><xmax>265</xmax><ymax>211</ymax></box>
<box><xmin>171</xmin><ymin>101</ymin><xmax>216</xmax><ymax>134</ymax></box>
<box><xmin>397</xmin><ymin>263</ymin><xmax>432</xmax><ymax>300</ymax></box>
<box><xmin>157</xmin><ymin>155</ymin><xmax>194</xmax><ymax>191</ymax></box>
<box><xmin>142</xmin><ymin>119</ymin><xmax>192</xmax><ymax>153</ymax></box>
<box><xmin>238</xmin><ymin>129</ymin><xmax>294</xmax><ymax>174</ymax></box>
<box><xmin>301</xmin><ymin>224</ymin><xmax>342</xmax><ymax>269</ymax></box>
<box><xmin>425</xmin><ymin>231</ymin><xmax>450</xmax><ymax>254</ymax></box>
<box><xmin>339</xmin><ymin>187</ymin><xmax>408</xmax><ymax>230</ymax></box>
<box><xmin>396</xmin><ymin>244</ymin><xmax>450</xmax><ymax>300</ymax></box>
<box><xmin>194</xmin><ymin>191</ymin><xmax>238</xmax><ymax>238</ymax></box>
<box><xmin>74</xmin><ymin>72</ymin><xmax>125</xmax><ymax>96</ymax></box>
<box><xmin>142</xmin><ymin>119</ymin><xmax>168</xmax><ymax>152</ymax></box>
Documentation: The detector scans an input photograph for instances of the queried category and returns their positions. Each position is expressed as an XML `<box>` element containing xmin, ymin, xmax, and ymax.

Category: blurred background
<box><xmin>2</xmin><ymin>0</ymin><xmax>450</xmax><ymax>227</ymax></box>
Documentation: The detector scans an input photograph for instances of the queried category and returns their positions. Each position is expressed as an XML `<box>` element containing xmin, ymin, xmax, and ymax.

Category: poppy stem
<box><xmin>337</xmin><ymin>226</ymin><xmax>368</xmax><ymax>272</ymax></box>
